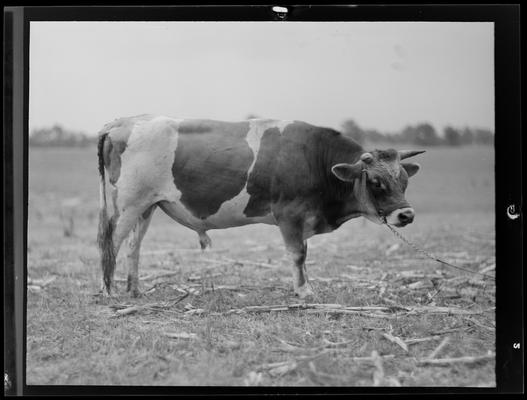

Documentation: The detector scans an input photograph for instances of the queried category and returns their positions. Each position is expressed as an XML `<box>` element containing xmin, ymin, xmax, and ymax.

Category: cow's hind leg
<box><xmin>278</xmin><ymin>221</ymin><xmax>314</xmax><ymax>299</ymax></box>
<box><xmin>101</xmin><ymin>203</ymin><xmax>152</xmax><ymax>296</ymax></box>
<box><xmin>125</xmin><ymin>205</ymin><xmax>156</xmax><ymax>297</ymax></box>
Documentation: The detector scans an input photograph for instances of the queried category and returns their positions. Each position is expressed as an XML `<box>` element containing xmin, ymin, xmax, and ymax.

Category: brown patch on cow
<box><xmin>177</xmin><ymin>121</ymin><xmax>213</xmax><ymax>134</ymax></box>
<box><xmin>172</xmin><ymin>120</ymin><xmax>253</xmax><ymax>219</ymax></box>
<box><xmin>102</xmin><ymin>137</ymin><xmax>128</xmax><ymax>185</ymax></box>
<box><xmin>243</xmin><ymin>127</ymin><xmax>281</xmax><ymax>217</ymax></box>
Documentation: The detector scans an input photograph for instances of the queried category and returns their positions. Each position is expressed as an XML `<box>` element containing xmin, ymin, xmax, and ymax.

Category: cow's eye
<box><xmin>370</xmin><ymin>179</ymin><xmax>387</xmax><ymax>193</ymax></box>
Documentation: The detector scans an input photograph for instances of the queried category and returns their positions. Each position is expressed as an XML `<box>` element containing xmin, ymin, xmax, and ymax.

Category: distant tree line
<box><xmin>30</xmin><ymin>119</ymin><xmax>494</xmax><ymax>148</ymax></box>
<box><xmin>341</xmin><ymin>119</ymin><xmax>493</xmax><ymax>147</ymax></box>
<box><xmin>29</xmin><ymin>125</ymin><xmax>96</xmax><ymax>147</ymax></box>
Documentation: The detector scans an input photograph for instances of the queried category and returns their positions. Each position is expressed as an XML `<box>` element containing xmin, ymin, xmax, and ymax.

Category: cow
<box><xmin>97</xmin><ymin>115</ymin><xmax>424</xmax><ymax>298</ymax></box>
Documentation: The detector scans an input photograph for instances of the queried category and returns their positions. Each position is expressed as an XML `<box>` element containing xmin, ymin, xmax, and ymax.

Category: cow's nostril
<box><xmin>398</xmin><ymin>210</ymin><xmax>414</xmax><ymax>224</ymax></box>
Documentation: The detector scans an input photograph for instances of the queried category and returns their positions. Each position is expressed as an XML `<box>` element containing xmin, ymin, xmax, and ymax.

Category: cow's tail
<box><xmin>97</xmin><ymin>132</ymin><xmax>115</xmax><ymax>293</ymax></box>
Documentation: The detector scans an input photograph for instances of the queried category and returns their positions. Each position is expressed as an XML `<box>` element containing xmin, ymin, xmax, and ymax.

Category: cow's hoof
<box><xmin>295</xmin><ymin>284</ymin><xmax>314</xmax><ymax>299</ymax></box>
<box><xmin>95</xmin><ymin>288</ymin><xmax>119</xmax><ymax>304</ymax></box>
<box><xmin>98</xmin><ymin>286</ymin><xmax>113</xmax><ymax>297</ymax></box>
<box><xmin>199</xmin><ymin>232</ymin><xmax>212</xmax><ymax>250</ymax></box>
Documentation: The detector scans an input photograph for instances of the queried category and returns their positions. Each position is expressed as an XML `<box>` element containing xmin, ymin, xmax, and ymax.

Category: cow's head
<box><xmin>331</xmin><ymin>149</ymin><xmax>424</xmax><ymax>227</ymax></box>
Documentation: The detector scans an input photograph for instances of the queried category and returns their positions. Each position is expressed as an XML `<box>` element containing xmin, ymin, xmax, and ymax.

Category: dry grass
<box><xmin>26</xmin><ymin>145</ymin><xmax>495</xmax><ymax>386</ymax></box>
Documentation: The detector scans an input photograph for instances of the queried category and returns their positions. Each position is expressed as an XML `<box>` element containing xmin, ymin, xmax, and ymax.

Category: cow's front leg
<box><xmin>278</xmin><ymin>222</ymin><xmax>314</xmax><ymax>299</ymax></box>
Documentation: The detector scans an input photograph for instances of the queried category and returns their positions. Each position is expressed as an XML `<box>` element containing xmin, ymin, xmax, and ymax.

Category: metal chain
<box><xmin>383</xmin><ymin>222</ymin><xmax>494</xmax><ymax>280</ymax></box>
<box><xmin>359</xmin><ymin>179</ymin><xmax>494</xmax><ymax>281</ymax></box>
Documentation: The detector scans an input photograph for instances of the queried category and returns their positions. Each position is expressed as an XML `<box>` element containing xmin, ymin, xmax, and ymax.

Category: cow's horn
<box><xmin>360</xmin><ymin>152</ymin><xmax>373</xmax><ymax>163</ymax></box>
<box><xmin>399</xmin><ymin>150</ymin><xmax>426</xmax><ymax>160</ymax></box>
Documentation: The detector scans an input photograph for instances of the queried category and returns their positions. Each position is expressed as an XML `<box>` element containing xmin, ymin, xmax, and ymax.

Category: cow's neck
<box><xmin>317</xmin><ymin>134</ymin><xmax>365</xmax><ymax>231</ymax></box>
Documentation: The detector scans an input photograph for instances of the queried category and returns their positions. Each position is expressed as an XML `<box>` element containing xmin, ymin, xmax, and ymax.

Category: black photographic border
<box><xmin>4</xmin><ymin>4</ymin><xmax>522</xmax><ymax>396</ymax></box>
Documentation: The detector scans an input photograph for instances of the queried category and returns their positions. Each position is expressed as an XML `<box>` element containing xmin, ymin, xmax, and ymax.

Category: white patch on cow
<box><xmin>118</xmin><ymin>117</ymin><xmax>177</xmax><ymax>203</ymax></box>
<box><xmin>275</xmin><ymin>120</ymin><xmax>293</xmax><ymax>134</ymax></box>
<box><xmin>248</xmin><ymin>118</ymin><xmax>292</xmax><ymax>135</ymax></box>
<box><xmin>204</xmin><ymin>119</ymin><xmax>293</xmax><ymax>228</ymax></box>
<box><xmin>117</xmin><ymin>116</ymin><xmax>208</xmax><ymax>231</ymax></box>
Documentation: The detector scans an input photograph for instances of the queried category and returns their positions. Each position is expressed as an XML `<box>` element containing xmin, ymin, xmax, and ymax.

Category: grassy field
<box><xmin>26</xmin><ymin>144</ymin><xmax>495</xmax><ymax>387</ymax></box>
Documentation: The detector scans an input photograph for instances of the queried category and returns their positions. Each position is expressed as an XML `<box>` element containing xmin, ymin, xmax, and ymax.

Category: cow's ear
<box><xmin>331</xmin><ymin>163</ymin><xmax>363</xmax><ymax>182</ymax></box>
<box><xmin>402</xmin><ymin>162</ymin><xmax>420</xmax><ymax>177</ymax></box>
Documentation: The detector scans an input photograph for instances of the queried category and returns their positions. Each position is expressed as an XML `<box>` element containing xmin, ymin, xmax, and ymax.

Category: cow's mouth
<box><xmin>391</xmin><ymin>220</ymin><xmax>409</xmax><ymax>228</ymax></box>
<box><xmin>384</xmin><ymin>207</ymin><xmax>415</xmax><ymax>227</ymax></box>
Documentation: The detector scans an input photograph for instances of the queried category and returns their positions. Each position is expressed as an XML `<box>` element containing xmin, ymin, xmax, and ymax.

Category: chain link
<box><xmin>383</xmin><ymin>222</ymin><xmax>494</xmax><ymax>280</ymax></box>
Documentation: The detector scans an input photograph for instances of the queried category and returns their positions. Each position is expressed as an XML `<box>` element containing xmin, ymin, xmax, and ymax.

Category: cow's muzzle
<box><xmin>385</xmin><ymin>207</ymin><xmax>415</xmax><ymax>227</ymax></box>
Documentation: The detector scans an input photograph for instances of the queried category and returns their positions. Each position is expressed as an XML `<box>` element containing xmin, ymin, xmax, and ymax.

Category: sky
<box><xmin>29</xmin><ymin>21</ymin><xmax>494</xmax><ymax>135</ymax></box>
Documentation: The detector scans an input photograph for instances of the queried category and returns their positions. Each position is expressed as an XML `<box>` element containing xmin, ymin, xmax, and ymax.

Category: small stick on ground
<box><xmin>371</xmin><ymin>351</ymin><xmax>385</xmax><ymax>386</ymax></box>
<box><xmin>224</xmin><ymin>257</ymin><xmax>279</xmax><ymax>269</ymax></box>
<box><xmin>464</xmin><ymin>317</ymin><xmax>495</xmax><ymax>332</ymax></box>
<box><xmin>321</xmin><ymin>338</ymin><xmax>356</xmax><ymax>349</ymax></box>
<box><xmin>429</xmin><ymin>327</ymin><xmax>465</xmax><ymax>335</ymax></box>
<box><xmin>409</xmin><ymin>306</ymin><xmax>495</xmax><ymax>316</ymax></box>
<box><xmin>221</xmin><ymin>303</ymin><xmax>490</xmax><ymax>318</ymax></box>
<box><xmin>111</xmin><ymin>292</ymin><xmax>189</xmax><ymax>317</ymax></box>
<box><xmin>113</xmin><ymin>271</ymin><xmax>180</xmax><ymax>283</ymax></box>
<box><xmin>188</xmin><ymin>272</ymin><xmax>223</xmax><ymax>282</ymax></box>
<box><xmin>427</xmin><ymin>336</ymin><xmax>450</xmax><ymax>359</ymax></box>
<box><xmin>143</xmin><ymin>248</ymin><xmax>228</xmax><ymax>255</ymax></box>
<box><xmin>395</xmin><ymin>272</ymin><xmax>445</xmax><ymax>281</ymax></box>
<box><xmin>258</xmin><ymin>349</ymin><xmax>338</xmax><ymax>374</ymax></box>
<box><xmin>163</xmin><ymin>331</ymin><xmax>198</xmax><ymax>340</ymax></box>
<box><xmin>142</xmin><ymin>272</ymin><xmax>180</xmax><ymax>282</ymax></box>
<box><xmin>115</xmin><ymin>305</ymin><xmax>144</xmax><ymax>316</ymax></box>
<box><xmin>200</xmin><ymin>257</ymin><xmax>278</xmax><ymax>269</ymax></box>
<box><xmin>381</xmin><ymin>332</ymin><xmax>409</xmax><ymax>352</ymax></box>
<box><xmin>418</xmin><ymin>353</ymin><xmax>495</xmax><ymax>366</ymax></box>
<box><xmin>347</xmin><ymin>354</ymin><xmax>395</xmax><ymax>362</ymax></box>
<box><xmin>405</xmin><ymin>335</ymin><xmax>443</xmax><ymax>345</ymax></box>
<box><xmin>274</xmin><ymin>337</ymin><xmax>305</xmax><ymax>352</ymax></box>
<box><xmin>197</xmin><ymin>258</ymin><xmax>230</xmax><ymax>267</ymax></box>
<box><xmin>27</xmin><ymin>276</ymin><xmax>57</xmax><ymax>288</ymax></box>
<box><xmin>479</xmin><ymin>264</ymin><xmax>495</xmax><ymax>274</ymax></box>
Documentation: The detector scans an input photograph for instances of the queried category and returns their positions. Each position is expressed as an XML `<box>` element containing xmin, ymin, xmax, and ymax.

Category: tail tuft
<box><xmin>98</xmin><ymin>210</ymin><xmax>115</xmax><ymax>292</ymax></box>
